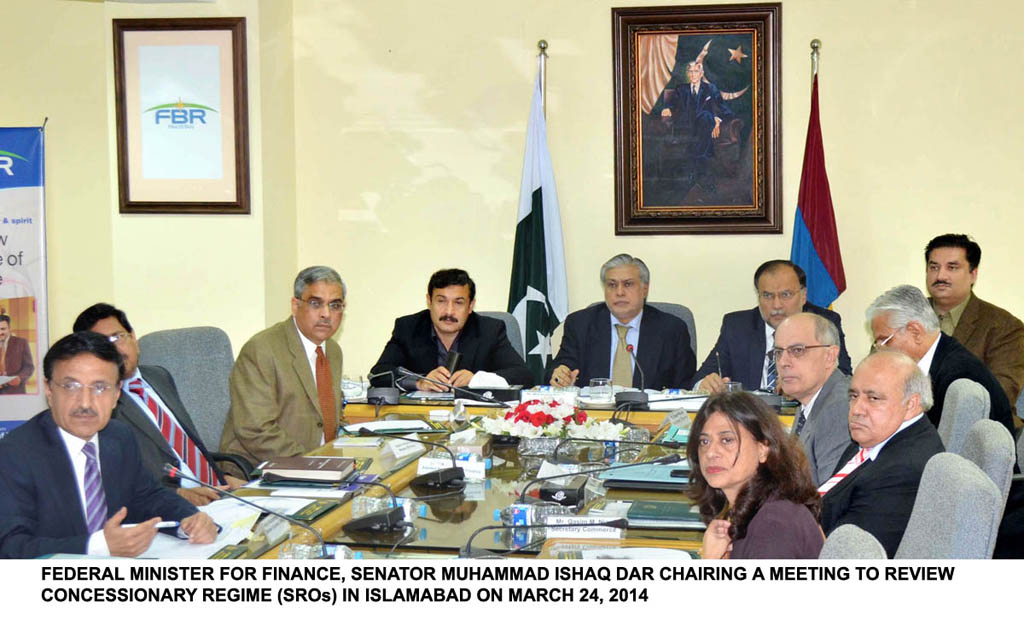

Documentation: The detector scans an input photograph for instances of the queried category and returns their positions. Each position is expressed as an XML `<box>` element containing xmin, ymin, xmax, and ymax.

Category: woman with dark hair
<box><xmin>688</xmin><ymin>392</ymin><xmax>823</xmax><ymax>559</ymax></box>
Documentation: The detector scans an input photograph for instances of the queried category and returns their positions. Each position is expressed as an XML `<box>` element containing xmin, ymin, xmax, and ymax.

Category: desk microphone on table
<box><xmin>460</xmin><ymin>519</ymin><xmax>629</xmax><ymax>558</ymax></box>
<box><xmin>516</xmin><ymin>453</ymin><xmax>684</xmax><ymax>503</ymax></box>
<box><xmin>339</xmin><ymin>478</ymin><xmax>408</xmax><ymax>536</ymax></box>
<box><xmin>163</xmin><ymin>464</ymin><xmax>331</xmax><ymax>559</ymax></box>
<box><xmin>353</xmin><ymin>427</ymin><xmax>466</xmax><ymax>490</ymax></box>
<box><xmin>396</xmin><ymin>366</ymin><xmax>511</xmax><ymax>407</ymax></box>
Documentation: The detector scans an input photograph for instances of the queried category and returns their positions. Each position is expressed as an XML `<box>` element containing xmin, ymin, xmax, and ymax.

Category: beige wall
<box><xmin>3</xmin><ymin>0</ymin><xmax>1022</xmax><ymax>380</ymax></box>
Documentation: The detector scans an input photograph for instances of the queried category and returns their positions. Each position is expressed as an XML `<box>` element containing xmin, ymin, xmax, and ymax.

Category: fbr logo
<box><xmin>146</xmin><ymin>98</ymin><xmax>218</xmax><ymax>126</ymax></box>
<box><xmin>0</xmin><ymin>149</ymin><xmax>26</xmax><ymax>176</ymax></box>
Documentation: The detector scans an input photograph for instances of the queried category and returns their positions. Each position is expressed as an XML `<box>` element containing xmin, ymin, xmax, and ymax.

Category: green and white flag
<box><xmin>507</xmin><ymin>63</ymin><xmax>568</xmax><ymax>384</ymax></box>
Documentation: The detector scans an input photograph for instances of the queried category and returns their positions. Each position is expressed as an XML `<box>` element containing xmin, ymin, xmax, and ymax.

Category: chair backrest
<box><xmin>647</xmin><ymin>302</ymin><xmax>697</xmax><ymax>358</ymax></box>
<box><xmin>1016</xmin><ymin>385</ymin><xmax>1024</xmax><ymax>421</ymax></box>
<box><xmin>958</xmin><ymin>418</ymin><xmax>1015</xmax><ymax>515</ymax></box>
<box><xmin>819</xmin><ymin>524</ymin><xmax>887</xmax><ymax>559</ymax></box>
<box><xmin>937</xmin><ymin>378</ymin><xmax>990</xmax><ymax>453</ymax></box>
<box><xmin>477</xmin><ymin>311</ymin><xmax>525</xmax><ymax>361</ymax></box>
<box><xmin>895</xmin><ymin>452</ymin><xmax>1002</xmax><ymax>559</ymax></box>
<box><xmin>137</xmin><ymin>326</ymin><xmax>234</xmax><ymax>450</ymax></box>
<box><xmin>586</xmin><ymin>301</ymin><xmax>697</xmax><ymax>358</ymax></box>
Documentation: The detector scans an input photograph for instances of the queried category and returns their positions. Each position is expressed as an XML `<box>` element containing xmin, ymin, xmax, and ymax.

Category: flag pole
<box><xmin>810</xmin><ymin>38</ymin><xmax>821</xmax><ymax>78</ymax></box>
<box><xmin>537</xmin><ymin>39</ymin><xmax>548</xmax><ymax>118</ymax></box>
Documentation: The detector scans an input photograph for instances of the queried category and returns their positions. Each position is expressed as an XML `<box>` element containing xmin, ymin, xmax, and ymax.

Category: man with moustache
<box><xmin>220</xmin><ymin>266</ymin><xmax>345</xmax><ymax>467</ymax></box>
<box><xmin>371</xmin><ymin>268</ymin><xmax>532</xmax><ymax>391</ymax></box>
<box><xmin>924</xmin><ymin>234</ymin><xmax>1024</xmax><ymax>416</ymax></box>
<box><xmin>0</xmin><ymin>332</ymin><xmax>216</xmax><ymax>558</ymax></box>
<box><xmin>867</xmin><ymin>284</ymin><xmax>1014</xmax><ymax>436</ymax></box>
<box><xmin>819</xmin><ymin>351</ymin><xmax>944</xmax><ymax>558</ymax></box>
<box><xmin>692</xmin><ymin>260</ymin><xmax>851</xmax><ymax>393</ymax></box>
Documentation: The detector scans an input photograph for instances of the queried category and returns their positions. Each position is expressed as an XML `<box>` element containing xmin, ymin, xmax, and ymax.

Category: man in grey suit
<box><xmin>773</xmin><ymin>312</ymin><xmax>851</xmax><ymax>486</ymax></box>
<box><xmin>74</xmin><ymin>304</ymin><xmax>244</xmax><ymax>506</ymax></box>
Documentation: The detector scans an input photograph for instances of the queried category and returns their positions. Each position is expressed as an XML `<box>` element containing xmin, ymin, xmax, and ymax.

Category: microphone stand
<box><xmin>163</xmin><ymin>464</ymin><xmax>332</xmax><ymax>559</ymax></box>
<box><xmin>517</xmin><ymin>453</ymin><xmax>683</xmax><ymax>503</ymax></box>
<box><xmin>460</xmin><ymin>518</ymin><xmax>629</xmax><ymax>558</ymax></box>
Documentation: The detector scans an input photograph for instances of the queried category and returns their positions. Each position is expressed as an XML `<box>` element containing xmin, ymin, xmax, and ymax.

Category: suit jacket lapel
<box><xmin>285</xmin><ymin>322</ymin><xmax>321</xmax><ymax>413</ymax></box>
<box><xmin>41</xmin><ymin>414</ymin><xmax>90</xmax><ymax>534</ymax></box>
<box><xmin>747</xmin><ymin>310</ymin><xmax>767</xmax><ymax>388</ymax></box>
<box><xmin>636</xmin><ymin>307</ymin><xmax>661</xmax><ymax>389</ymax></box>
<box><xmin>115</xmin><ymin>392</ymin><xmax>177</xmax><ymax>462</ymax></box>
<box><xmin>457</xmin><ymin>314</ymin><xmax>481</xmax><ymax>370</ymax></box>
<box><xmin>140</xmin><ymin>367</ymin><xmax>206</xmax><ymax>453</ymax></box>
<box><xmin>953</xmin><ymin>295</ymin><xmax>980</xmax><ymax>345</ymax></box>
<box><xmin>98</xmin><ymin>429</ymin><xmax>127</xmax><ymax>518</ymax></box>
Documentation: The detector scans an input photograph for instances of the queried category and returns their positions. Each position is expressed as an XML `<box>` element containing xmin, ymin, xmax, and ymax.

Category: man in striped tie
<box><xmin>74</xmin><ymin>304</ymin><xmax>244</xmax><ymax>506</ymax></box>
<box><xmin>0</xmin><ymin>332</ymin><xmax>216</xmax><ymax>558</ymax></box>
<box><xmin>818</xmin><ymin>350</ymin><xmax>944</xmax><ymax>558</ymax></box>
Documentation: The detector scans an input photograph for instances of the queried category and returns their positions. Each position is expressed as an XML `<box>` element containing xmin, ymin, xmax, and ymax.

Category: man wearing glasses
<box><xmin>73</xmin><ymin>303</ymin><xmax>242</xmax><ymax>506</ymax></box>
<box><xmin>221</xmin><ymin>266</ymin><xmax>345</xmax><ymax>468</ymax></box>
<box><xmin>773</xmin><ymin>312</ymin><xmax>851</xmax><ymax>486</ymax></box>
<box><xmin>867</xmin><ymin>284</ymin><xmax>1013</xmax><ymax>435</ymax></box>
<box><xmin>0</xmin><ymin>331</ymin><xmax>216</xmax><ymax>558</ymax></box>
<box><xmin>692</xmin><ymin>260</ymin><xmax>851</xmax><ymax>393</ymax></box>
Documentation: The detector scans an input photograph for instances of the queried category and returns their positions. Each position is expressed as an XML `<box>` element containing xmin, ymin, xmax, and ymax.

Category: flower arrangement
<box><xmin>478</xmin><ymin>399</ymin><xmax>626</xmax><ymax>440</ymax></box>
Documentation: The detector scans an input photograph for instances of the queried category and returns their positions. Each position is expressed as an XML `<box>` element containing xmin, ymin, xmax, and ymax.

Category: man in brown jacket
<box><xmin>0</xmin><ymin>314</ymin><xmax>34</xmax><ymax>394</ymax></box>
<box><xmin>925</xmin><ymin>234</ymin><xmax>1024</xmax><ymax>418</ymax></box>
<box><xmin>220</xmin><ymin>266</ymin><xmax>345</xmax><ymax>468</ymax></box>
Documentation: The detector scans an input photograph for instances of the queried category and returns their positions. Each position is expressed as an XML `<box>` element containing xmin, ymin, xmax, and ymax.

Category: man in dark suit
<box><xmin>819</xmin><ymin>351</ymin><xmax>944</xmax><ymax>558</ymax></box>
<box><xmin>924</xmin><ymin>234</ymin><xmax>1024</xmax><ymax>418</ymax></box>
<box><xmin>371</xmin><ymin>268</ymin><xmax>532</xmax><ymax>391</ymax></box>
<box><xmin>692</xmin><ymin>260</ymin><xmax>851</xmax><ymax>392</ymax></box>
<box><xmin>0</xmin><ymin>314</ymin><xmax>34</xmax><ymax>394</ymax></box>
<box><xmin>774</xmin><ymin>312</ymin><xmax>851</xmax><ymax>486</ymax></box>
<box><xmin>545</xmin><ymin>254</ymin><xmax>695</xmax><ymax>389</ymax></box>
<box><xmin>663</xmin><ymin>58</ymin><xmax>734</xmax><ymax>188</ymax></box>
<box><xmin>0</xmin><ymin>331</ymin><xmax>216</xmax><ymax>558</ymax></box>
<box><xmin>868</xmin><ymin>284</ymin><xmax>1014</xmax><ymax>435</ymax></box>
<box><xmin>73</xmin><ymin>303</ymin><xmax>243</xmax><ymax>506</ymax></box>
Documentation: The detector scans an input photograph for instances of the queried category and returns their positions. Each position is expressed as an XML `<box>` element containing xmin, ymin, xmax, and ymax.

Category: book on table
<box><xmin>258</xmin><ymin>456</ymin><xmax>357</xmax><ymax>483</ymax></box>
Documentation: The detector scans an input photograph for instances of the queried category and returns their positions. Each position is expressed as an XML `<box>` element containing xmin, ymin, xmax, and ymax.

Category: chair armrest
<box><xmin>212</xmin><ymin>452</ymin><xmax>257</xmax><ymax>480</ymax></box>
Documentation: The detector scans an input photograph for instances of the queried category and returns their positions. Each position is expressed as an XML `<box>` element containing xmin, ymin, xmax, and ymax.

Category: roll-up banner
<box><xmin>0</xmin><ymin>127</ymin><xmax>48</xmax><ymax>437</ymax></box>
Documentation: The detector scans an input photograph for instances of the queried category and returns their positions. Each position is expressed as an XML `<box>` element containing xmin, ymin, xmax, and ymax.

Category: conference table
<box><xmin>250</xmin><ymin>397</ymin><xmax>795</xmax><ymax>559</ymax></box>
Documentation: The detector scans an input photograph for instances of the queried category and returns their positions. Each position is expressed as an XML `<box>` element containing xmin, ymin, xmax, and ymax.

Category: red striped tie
<box><xmin>128</xmin><ymin>378</ymin><xmax>220</xmax><ymax>486</ymax></box>
<box><xmin>818</xmin><ymin>447</ymin><xmax>868</xmax><ymax>496</ymax></box>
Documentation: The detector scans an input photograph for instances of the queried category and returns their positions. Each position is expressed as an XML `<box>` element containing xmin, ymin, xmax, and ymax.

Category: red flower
<box><xmin>574</xmin><ymin>411</ymin><xmax>588</xmax><ymax>424</ymax></box>
<box><xmin>529</xmin><ymin>412</ymin><xmax>547</xmax><ymax>427</ymax></box>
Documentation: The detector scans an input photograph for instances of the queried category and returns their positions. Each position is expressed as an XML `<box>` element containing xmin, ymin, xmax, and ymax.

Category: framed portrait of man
<box><xmin>612</xmin><ymin>3</ymin><xmax>781</xmax><ymax>234</ymax></box>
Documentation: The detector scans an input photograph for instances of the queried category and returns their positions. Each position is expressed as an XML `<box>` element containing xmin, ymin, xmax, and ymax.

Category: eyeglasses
<box><xmin>759</xmin><ymin>290</ymin><xmax>800</xmax><ymax>302</ymax></box>
<box><xmin>871</xmin><ymin>327</ymin><xmax>904</xmax><ymax>351</ymax></box>
<box><xmin>772</xmin><ymin>344</ymin><xmax>831</xmax><ymax>361</ymax></box>
<box><xmin>52</xmin><ymin>380</ymin><xmax>118</xmax><ymax>397</ymax></box>
<box><xmin>106</xmin><ymin>332</ymin><xmax>132</xmax><ymax>344</ymax></box>
<box><xmin>299</xmin><ymin>298</ymin><xmax>346</xmax><ymax>313</ymax></box>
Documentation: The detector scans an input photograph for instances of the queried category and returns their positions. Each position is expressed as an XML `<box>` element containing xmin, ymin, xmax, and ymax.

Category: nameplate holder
<box><xmin>416</xmin><ymin>456</ymin><xmax>486</xmax><ymax>480</ymax></box>
<box><xmin>384</xmin><ymin>434</ymin><xmax>426</xmax><ymax>460</ymax></box>
<box><xmin>543</xmin><ymin>515</ymin><xmax>624</xmax><ymax>540</ymax></box>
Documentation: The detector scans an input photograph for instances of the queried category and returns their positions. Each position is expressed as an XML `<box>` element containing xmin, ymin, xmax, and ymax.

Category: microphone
<box><xmin>339</xmin><ymin>477</ymin><xmax>408</xmax><ymax>536</ymax></box>
<box><xmin>366</xmin><ymin>370</ymin><xmax>399</xmax><ymax>410</ymax></box>
<box><xmin>444</xmin><ymin>350</ymin><xmax>462</xmax><ymax>374</ymax></box>
<box><xmin>396</xmin><ymin>366</ymin><xmax>510</xmax><ymax>407</ymax></box>
<box><xmin>460</xmin><ymin>518</ymin><xmax>629</xmax><ymax>558</ymax></box>
<box><xmin>552</xmin><ymin>436</ymin><xmax>685</xmax><ymax>462</ymax></box>
<box><xmin>355</xmin><ymin>427</ymin><xmax>466</xmax><ymax>490</ymax></box>
<box><xmin>163</xmin><ymin>464</ymin><xmax>330</xmax><ymax>559</ymax></box>
<box><xmin>615</xmin><ymin>344</ymin><xmax>649</xmax><ymax>408</ymax></box>
<box><xmin>517</xmin><ymin>453</ymin><xmax>683</xmax><ymax>503</ymax></box>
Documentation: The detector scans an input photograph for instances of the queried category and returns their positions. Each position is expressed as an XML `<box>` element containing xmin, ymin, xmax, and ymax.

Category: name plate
<box><xmin>416</xmin><ymin>456</ymin><xmax>486</xmax><ymax>480</ymax></box>
<box><xmin>384</xmin><ymin>434</ymin><xmax>426</xmax><ymax>460</ymax></box>
<box><xmin>543</xmin><ymin>515</ymin><xmax>624</xmax><ymax>540</ymax></box>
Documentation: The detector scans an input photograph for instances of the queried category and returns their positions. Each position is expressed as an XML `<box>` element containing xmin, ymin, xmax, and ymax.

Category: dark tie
<box><xmin>764</xmin><ymin>348</ymin><xmax>777</xmax><ymax>392</ymax></box>
<box><xmin>793</xmin><ymin>406</ymin><xmax>807</xmax><ymax>437</ymax></box>
<box><xmin>316</xmin><ymin>346</ymin><xmax>337</xmax><ymax>442</ymax></box>
<box><xmin>82</xmin><ymin>442</ymin><xmax>108</xmax><ymax>534</ymax></box>
<box><xmin>127</xmin><ymin>379</ymin><xmax>220</xmax><ymax>485</ymax></box>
